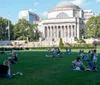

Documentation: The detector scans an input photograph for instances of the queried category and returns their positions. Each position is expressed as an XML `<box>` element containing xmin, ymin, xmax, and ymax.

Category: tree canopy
<box><xmin>85</xmin><ymin>15</ymin><xmax>100</xmax><ymax>38</ymax></box>
<box><xmin>13</xmin><ymin>19</ymin><xmax>40</xmax><ymax>41</ymax></box>
<box><xmin>0</xmin><ymin>17</ymin><xmax>13</xmax><ymax>40</ymax></box>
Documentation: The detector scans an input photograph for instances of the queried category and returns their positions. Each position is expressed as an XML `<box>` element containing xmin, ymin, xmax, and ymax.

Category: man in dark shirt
<box><xmin>0</xmin><ymin>64</ymin><xmax>9</xmax><ymax>77</ymax></box>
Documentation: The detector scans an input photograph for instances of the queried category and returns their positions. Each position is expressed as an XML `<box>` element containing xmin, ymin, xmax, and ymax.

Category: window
<box><xmin>57</xmin><ymin>12</ymin><xmax>68</xmax><ymax>19</ymax></box>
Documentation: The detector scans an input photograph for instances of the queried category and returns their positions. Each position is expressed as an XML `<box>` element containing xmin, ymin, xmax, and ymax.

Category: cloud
<box><xmin>28</xmin><ymin>9</ymin><xmax>33</xmax><ymax>12</ymax></box>
<box><xmin>96</xmin><ymin>0</ymin><xmax>100</xmax><ymax>2</ymax></box>
<box><xmin>71</xmin><ymin>0</ymin><xmax>83</xmax><ymax>5</ymax></box>
<box><xmin>33</xmin><ymin>2</ymin><xmax>39</xmax><ymax>6</ymax></box>
<box><xmin>42</xmin><ymin>11</ymin><xmax>48</xmax><ymax>16</ymax></box>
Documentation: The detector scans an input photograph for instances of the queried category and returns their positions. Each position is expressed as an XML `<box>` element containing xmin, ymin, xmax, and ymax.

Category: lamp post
<box><xmin>8</xmin><ymin>20</ymin><xmax>10</xmax><ymax>41</ymax></box>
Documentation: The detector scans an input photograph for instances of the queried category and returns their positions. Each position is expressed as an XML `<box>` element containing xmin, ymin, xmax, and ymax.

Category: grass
<box><xmin>0</xmin><ymin>49</ymin><xmax>100</xmax><ymax>85</ymax></box>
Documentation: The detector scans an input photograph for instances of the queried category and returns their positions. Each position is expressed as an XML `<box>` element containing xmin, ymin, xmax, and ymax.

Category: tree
<box><xmin>0</xmin><ymin>17</ymin><xmax>14</xmax><ymax>40</ymax></box>
<box><xmin>13</xmin><ymin>19</ymin><xmax>40</xmax><ymax>41</ymax></box>
<box><xmin>85</xmin><ymin>15</ymin><xmax>100</xmax><ymax>38</ymax></box>
<box><xmin>59</xmin><ymin>38</ymin><xmax>63</xmax><ymax>48</ymax></box>
<box><xmin>13</xmin><ymin>19</ymin><xmax>30</xmax><ymax>40</ymax></box>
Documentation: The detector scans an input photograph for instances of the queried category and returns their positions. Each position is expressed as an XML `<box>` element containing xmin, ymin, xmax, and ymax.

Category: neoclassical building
<box><xmin>38</xmin><ymin>2</ymin><xmax>85</xmax><ymax>43</ymax></box>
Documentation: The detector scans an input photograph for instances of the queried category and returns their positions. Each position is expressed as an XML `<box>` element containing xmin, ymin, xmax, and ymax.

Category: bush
<box><xmin>93</xmin><ymin>41</ymin><xmax>100</xmax><ymax>46</ymax></box>
<box><xmin>71</xmin><ymin>43</ymin><xmax>95</xmax><ymax>49</ymax></box>
<box><xmin>59</xmin><ymin>38</ymin><xmax>63</xmax><ymax>48</ymax></box>
<box><xmin>77</xmin><ymin>39</ymin><xmax>86</xmax><ymax>43</ymax></box>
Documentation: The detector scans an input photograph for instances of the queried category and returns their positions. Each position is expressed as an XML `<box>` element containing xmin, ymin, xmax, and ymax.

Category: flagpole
<box><xmin>8</xmin><ymin>20</ymin><xmax>10</xmax><ymax>41</ymax></box>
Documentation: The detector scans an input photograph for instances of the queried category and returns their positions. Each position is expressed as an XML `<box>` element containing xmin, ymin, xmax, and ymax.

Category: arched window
<box><xmin>57</xmin><ymin>12</ymin><xmax>68</xmax><ymax>19</ymax></box>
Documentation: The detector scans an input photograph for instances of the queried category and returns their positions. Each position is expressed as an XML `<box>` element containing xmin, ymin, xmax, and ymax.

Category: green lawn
<box><xmin>0</xmin><ymin>49</ymin><xmax>100</xmax><ymax>85</ymax></box>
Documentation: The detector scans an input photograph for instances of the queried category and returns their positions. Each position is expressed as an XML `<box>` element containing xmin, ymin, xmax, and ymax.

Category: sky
<box><xmin>0</xmin><ymin>0</ymin><xmax>100</xmax><ymax>24</ymax></box>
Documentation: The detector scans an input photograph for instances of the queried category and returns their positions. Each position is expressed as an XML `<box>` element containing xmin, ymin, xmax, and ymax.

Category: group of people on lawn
<box><xmin>47</xmin><ymin>48</ymin><xmax>98</xmax><ymax>71</ymax></box>
<box><xmin>0</xmin><ymin>50</ymin><xmax>18</xmax><ymax>78</ymax></box>
<box><xmin>72</xmin><ymin>49</ymin><xmax>98</xmax><ymax>71</ymax></box>
<box><xmin>46</xmin><ymin>48</ymin><xmax>72</xmax><ymax>58</ymax></box>
<box><xmin>0</xmin><ymin>48</ymin><xmax>98</xmax><ymax>78</ymax></box>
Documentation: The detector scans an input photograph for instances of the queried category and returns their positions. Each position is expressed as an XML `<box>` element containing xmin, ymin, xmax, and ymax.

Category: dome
<box><xmin>54</xmin><ymin>2</ymin><xmax>80</xmax><ymax>10</ymax></box>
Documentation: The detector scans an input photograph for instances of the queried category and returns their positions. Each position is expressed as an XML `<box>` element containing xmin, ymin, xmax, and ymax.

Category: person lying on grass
<box><xmin>85</xmin><ymin>59</ymin><xmax>98</xmax><ymax>71</ymax></box>
<box><xmin>0</xmin><ymin>60</ymin><xmax>12</xmax><ymax>78</ymax></box>
<box><xmin>8</xmin><ymin>51</ymin><xmax>18</xmax><ymax>64</ymax></box>
<box><xmin>72</xmin><ymin>57</ymin><xmax>86</xmax><ymax>71</ymax></box>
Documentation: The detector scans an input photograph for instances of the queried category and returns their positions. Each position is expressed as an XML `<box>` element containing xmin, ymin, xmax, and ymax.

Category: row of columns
<box><xmin>44</xmin><ymin>25</ymin><xmax>77</xmax><ymax>39</ymax></box>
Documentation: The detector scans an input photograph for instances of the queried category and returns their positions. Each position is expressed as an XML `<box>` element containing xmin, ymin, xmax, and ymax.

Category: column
<box><xmin>44</xmin><ymin>26</ymin><xmax>46</xmax><ymax>38</ymax></box>
<box><xmin>67</xmin><ymin>25</ymin><xmax>69</xmax><ymax>38</ymax></box>
<box><xmin>73</xmin><ymin>25</ymin><xmax>75</xmax><ymax>37</ymax></box>
<box><xmin>57</xmin><ymin>26</ymin><xmax>59</xmax><ymax>38</ymax></box>
<box><xmin>54</xmin><ymin>26</ymin><xmax>55</xmax><ymax>38</ymax></box>
<box><xmin>65</xmin><ymin>25</ymin><xmax>67</xmax><ymax>38</ymax></box>
<box><xmin>60</xmin><ymin>26</ymin><xmax>63</xmax><ymax>38</ymax></box>
<box><xmin>52</xmin><ymin>27</ymin><xmax>54</xmax><ymax>39</ymax></box>
<box><xmin>62</xmin><ymin>26</ymin><xmax>64</xmax><ymax>38</ymax></box>
<box><xmin>74</xmin><ymin>25</ymin><xmax>76</xmax><ymax>38</ymax></box>
<box><xmin>50</xmin><ymin>26</ymin><xmax>52</xmax><ymax>39</ymax></box>
<box><xmin>48</xmin><ymin>26</ymin><xmax>50</xmax><ymax>38</ymax></box>
<box><xmin>71</xmin><ymin>25</ymin><xmax>73</xmax><ymax>38</ymax></box>
<box><xmin>47</xmin><ymin>27</ymin><xmax>49</xmax><ymax>38</ymax></box>
<box><xmin>64</xmin><ymin>26</ymin><xmax>66</xmax><ymax>38</ymax></box>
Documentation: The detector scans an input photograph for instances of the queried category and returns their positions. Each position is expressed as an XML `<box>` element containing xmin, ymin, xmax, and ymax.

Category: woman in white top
<box><xmin>93</xmin><ymin>50</ymin><xmax>98</xmax><ymax>68</ymax></box>
<box><xmin>72</xmin><ymin>57</ymin><xmax>86</xmax><ymax>70</ymax></box>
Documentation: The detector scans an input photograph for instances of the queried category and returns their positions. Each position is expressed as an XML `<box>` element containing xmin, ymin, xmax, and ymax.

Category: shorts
<box><xmin>92</xmin><ymin>66</ymin><xmax>96</xmax><ymax>70</ymax></box>
<box><xmin>0</xmin><ymin>74</ymin><xmax>12</xmax><ymax>78</ymax></box>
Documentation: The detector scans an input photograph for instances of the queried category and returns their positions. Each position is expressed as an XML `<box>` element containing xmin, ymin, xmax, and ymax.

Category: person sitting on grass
<box><xmin>65</xmin><ymin>48</ymin><xmax>68</xmax><ymax>54</ymax></box>
<box><xmin>68</xmin><ymin>49</ymin><xmax>72</xmax><ymax>55</ymax></box>
<box><xmin>52</xmin><ymin>48</ymin><xmax>57</xmax><ymax>57</ymax></box>
<box><xmin>78</xmin><ymin>50</ymin><xmax>82</xmax><ymax>56</ymax></box>
<box><xmin>92</xmin><ymin>49</ymin><xmax>98</xmax><ymax>68</ymax></box>
<box><xmin>46</xmin><ymin>48</ymin><xmax>57</xmax><ymax>57</ymax></box>
<box><xmin>56</xmin><ymin>48</ymin><xmax>61</xmax><ymax>55</ymax></box>
<box><xmin>82</xmin><ymin>53</ymin><xmax>89</xmax><ymax>61</ymax></box>
<box><xmin>85</xmin><ymin>59</ymin><xmax>98</xmax><ymax>71</ymax></box>
<box><xmin>0</xmin><ymin>60</ymin><xmax>12</xmax><ymax>78</ymax></box>
<box><xmin>78</xmin><ymin>50</ymin><xmax>85</xmax><ymax>59</ymax></box>
<box><xmin>56</xmin><ymin>48</ymin><xmax>63</xmax><ymax>58</ymax></box>
<box><xmin>72</xmin><ymin>57</ymin><xmax>86</xmax><ymax>71</ymax></box>
<box><xmin>8</xmin><ymin>51</ymin><xmax>18</xmax><ymax>64</ymax></box>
